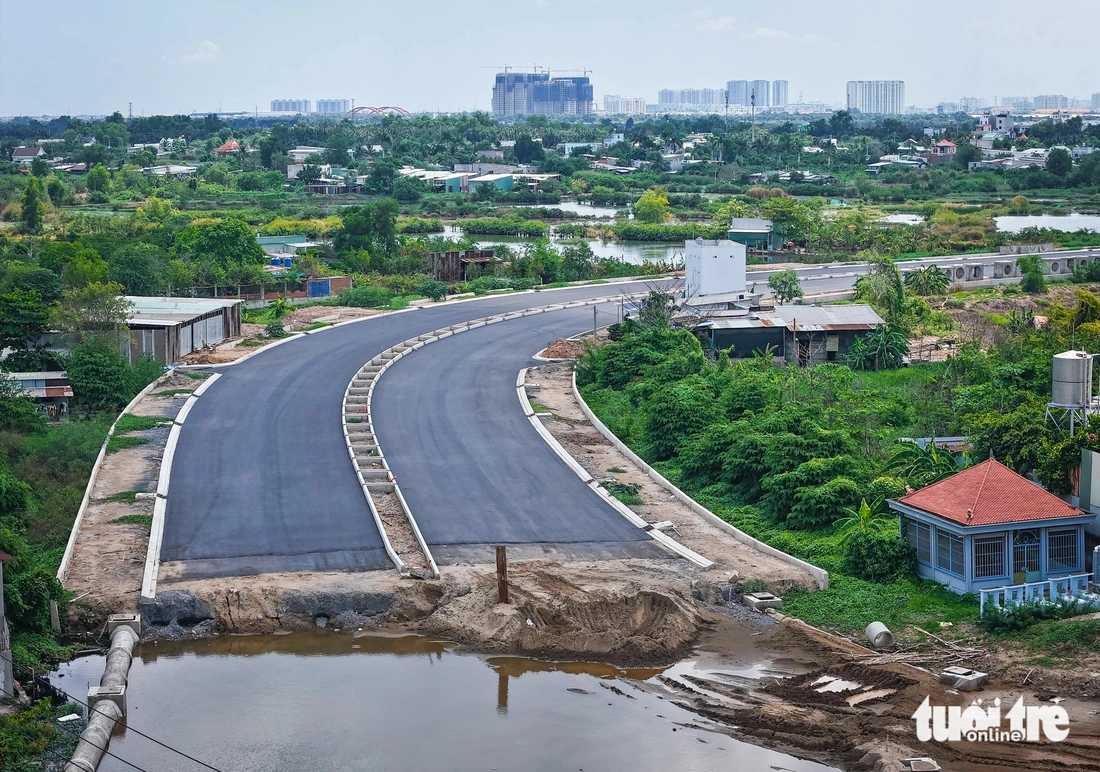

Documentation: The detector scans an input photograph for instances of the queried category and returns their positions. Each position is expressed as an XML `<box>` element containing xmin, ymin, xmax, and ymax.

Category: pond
<box><xmin>50</xmin><ymin>632</ymin><xmax>837</xmax><ymax>772</ymax></box>
<box><xmin>514</xmin><ymin>201</ymin><xmax>623</xmax><ymax>219</ymax></box>
<box><xmin>443</xmin><ymin>225</ymin><xmax>685</xmax><ymax>266</ymax></box>
<box><xmin>994</xmin><ymin>213</ymin><xmax>1100</xmax><ymax>233</ymax></box>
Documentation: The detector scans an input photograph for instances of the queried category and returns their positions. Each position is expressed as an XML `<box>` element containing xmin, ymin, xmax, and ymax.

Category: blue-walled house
<box><xmin>889</xmin><ymin>459</ymin><xmax>1094</xmax><ymax>613</ymax></box>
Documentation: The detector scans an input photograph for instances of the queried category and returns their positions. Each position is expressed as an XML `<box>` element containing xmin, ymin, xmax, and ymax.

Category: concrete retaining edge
<box><xmin>341</xmin><ymin>365</ymin><xmax>407</xmax><ymax>575</ymax></box>
<box><xmin>517</xmin><ymin>368</ymin><xmax>714</xmax><ymax>569</ymax></box>
<box><xmin>570</xmin><ymin>369</ymin><xmax>830</xmax><ymax>590</ymax></box>
<box><xmin>348</xmin><ymin>293</ymin><xmax>642</xmax><ymax>576</ymax></box>
<box><xmin>56</xmin><ymin>372</ymin><xmax>176</xmax><ymax>584</ymax></box>
<box><xmin>139</xmin><ymin>373</ymin><xmax>222</xmax><ymax>599</ymax></box>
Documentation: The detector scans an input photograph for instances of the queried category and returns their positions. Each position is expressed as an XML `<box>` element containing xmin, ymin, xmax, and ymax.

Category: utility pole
<box><xmin>750</xmin><ymin>89</ymin><xmax>757</xmax><ymax>143</ymax></box>
<box><xmin>593</xmin><ymin>307</ymin><xmax>598</xmax><ymax>342</ymax></box>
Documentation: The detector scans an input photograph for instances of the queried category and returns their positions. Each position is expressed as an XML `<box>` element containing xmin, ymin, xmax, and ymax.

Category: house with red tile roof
<box><xmin>212</xmin><ymin>139</ymin><xmax>240</xmax><ymax>155</ymax></box>
<box><xmin>889</xmin><ymin>459</ymin><xmax>1093</xmax><ymax>603</ymax></box>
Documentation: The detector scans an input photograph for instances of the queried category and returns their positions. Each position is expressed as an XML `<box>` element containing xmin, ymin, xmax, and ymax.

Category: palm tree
<box><xmin>845</xmin><ymin>324</ymin><xmax>909</xmax><ymax>370</ymax></box>
<box><xmin>903</xmin><ymin>266</ymin><xmax>950</xmax><ymax>296</ymax></box>
<box><xmin>886</xmin><ymin>440</ymin><xmax>968</xmax><ymax>488</ymax></box>
<box><xmin>834</xmin><ymin>497</ymin><xmax>890</xmax><ymax>543</ymax></box>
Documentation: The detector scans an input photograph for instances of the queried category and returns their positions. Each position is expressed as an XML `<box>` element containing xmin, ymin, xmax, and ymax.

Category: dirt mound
<box><xmin>422</xmin><ymin>564</ymin><xmax>702</xmax><ymax>666</ymax></box>
<box><xmin>540</xmin><ymin>338</ymin><xmax>588</xmax><ymax>359</ymax></box>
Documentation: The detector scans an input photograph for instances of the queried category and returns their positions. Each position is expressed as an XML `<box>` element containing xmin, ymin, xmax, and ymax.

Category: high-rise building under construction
<box><xmin>491</xmin><ymin>72</ymin><xmax>594</xmax><ymax>116</ymax></box>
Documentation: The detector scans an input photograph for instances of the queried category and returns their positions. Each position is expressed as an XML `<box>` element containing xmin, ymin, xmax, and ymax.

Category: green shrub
<box><xmin>602</xmin><ymin>480</ymin><xmax>644</xmax><ymax>506</ymax></box>
<box><xmin>868</xmin><ymin>475</ymin><xmax>908</xmax><ymax>501</ymax></box>
<box><xmin>265</xmin><ymin>321</ymin><xmax>287</xmax><ymax>338</ymax></box>
<box><xmin>468</xmin><ymin>276</ymin><xmax>511</xmax><ymax>295</ymax></box>
<box><xmin>843</xmin><ymin>530</ymin><xmax>915</xmax><ymax>583</ymax></box>
<box><xmin>339</xmin><ymin>285</ymin><xmax>395</xmax><ymax>308</ymax></box>
<box><xmin>113</xmin><ymin>414</ymin><xmax>169</xmax><ymax>434</ymax></box>
<box><xmin>417</xmin><ymin>280</ymin><xmax>448</xmax><ymax>301</ymax></box>
<box><xmin>979</xmin><ymin>597</ymin><xmax>1097</xmax><ymax>634</ymax></box>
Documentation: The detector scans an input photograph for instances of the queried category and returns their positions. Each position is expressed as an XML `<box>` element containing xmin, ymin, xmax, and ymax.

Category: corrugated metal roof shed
<box><xmin>702</xmin><ymin>304</ymin><xmax>883</xmax><ymax>331</ymax></box>
<box><xmin>728</xmin><ymin>217</ymin><xmax>774</xmax><ymax>233</ymax></box>
<box><xmin>126</xmin><ymin>297</ymin><xmax>242</xmax><ymax>327</ymax></box>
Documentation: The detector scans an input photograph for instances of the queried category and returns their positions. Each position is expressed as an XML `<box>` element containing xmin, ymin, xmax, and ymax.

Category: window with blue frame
<box><xmin>936</xmin><ymin>530</ymin><xmax>964</xmax><ymax>576</ymax></box>
<box><xmin>906</xmin><ymin>520</ymin><xmax>931</xmax><ymax>564</ymax></box>
<box><xmin>1047</xmin><ymin>529</ymin><xmax>1080</xmax><ymax>572</ymax></box>
<box><xmin>973</xmin><ymin>536</ymin><xmax>1005</xmax><ymax>579</ymax></box>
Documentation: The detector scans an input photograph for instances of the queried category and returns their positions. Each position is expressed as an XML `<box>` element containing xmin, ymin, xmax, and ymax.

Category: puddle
<box><xmin>50</xmin><ymin>632</ymin><xmax>837</xmax><ymax>772</ymax></box>
<box><xmin>811</xmin><ymin>675</ymin><xmax>863</xmax><ymax>693</ymax></box>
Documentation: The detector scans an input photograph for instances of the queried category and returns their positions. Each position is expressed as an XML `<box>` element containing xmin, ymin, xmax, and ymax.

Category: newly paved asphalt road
<box><xmin>162</xmin><ymin>281</ymin><xmax>664</xmax><ymax>579</ymax></box>
<box><xmin>371</xmin><ymin>302</ymin><xmax>668</xmax><ymax>565</ymax></box>
<box><xmin>163</xmin><ymin>246</ymin><xmax>1100</xmax><ymax>579</ymax></box>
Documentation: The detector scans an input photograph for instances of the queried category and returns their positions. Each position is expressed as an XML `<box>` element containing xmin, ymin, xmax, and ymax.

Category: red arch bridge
<box><xmin>345</xmin><ymin>106</ymin><xmax>412</xmax><ymax>118</ymax></box>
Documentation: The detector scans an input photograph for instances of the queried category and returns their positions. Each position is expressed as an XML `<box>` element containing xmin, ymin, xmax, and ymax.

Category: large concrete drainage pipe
<box><xmin>64</xmin><ymin>701</ymin><xmax>123</xmax><ymax>772</ymax></box>
<box><xmin>65</xmin><ymin>615</ymin><xmax>141</xmax><ymax>772</ymax></box>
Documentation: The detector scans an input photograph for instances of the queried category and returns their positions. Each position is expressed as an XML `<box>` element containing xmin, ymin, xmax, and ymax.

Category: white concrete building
<box><xmin>846</xmin><ymin>80</ymin><xmax>905</xmax><ymax>115</ymax></box>
<box><xmin>603</xmin><ymin>95</ymin><xmax>647</xmax><ymax>114</ymax></box>
<box><xmin>685</xmin><ymin>239</ymin><xmax>747</xmax><ymax>300</ymax></box>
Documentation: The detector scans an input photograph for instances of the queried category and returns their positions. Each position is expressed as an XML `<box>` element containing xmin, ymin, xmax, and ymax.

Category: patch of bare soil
<box><xmin>669</xmin><ymin>619</ymin><xmax>1100</xmax><ymax>772</ymax></box>
<box><xmin>370</xmin><ymin>491</ymin><xmax>430</xmax><ymax>574</ymax></box>
<box><xmin>64</xmin><ymin>375</ymin><xmax>187</xmax><ymax>627</ymax></box>
<box><xmin>281</xmin><ymin>305</ymin><xmax>382</xmax><ymax>331</ymax></box>
<box><xmin>524</xmin><ymin>361</ymin><xmax>817</xmax><ymax>593</ymax></box>
<box><xmin>539</xmin><ymin>337</ymin><xmax>589</xmax><ymax>359</ymax></box>
<box><xmin>146</xmin><ymin>559</ymin><xmax>706</xmax><ymax>665</ymax></box>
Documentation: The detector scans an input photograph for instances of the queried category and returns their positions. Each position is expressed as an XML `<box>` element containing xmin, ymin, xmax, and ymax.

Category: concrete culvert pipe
<box><xmin>64</xmin><ymin>700</ymin><xmax>123</xmax><ymax>772</ymax></box>
<box><xmin>865</xmin><ymin>621</ymin><xmax>894</xmax><ymax>649</ymax></box>
<box><xmin>100</xmin><ymin>626</ymin><xmax>138</xmax><ymax>689</ymax></box>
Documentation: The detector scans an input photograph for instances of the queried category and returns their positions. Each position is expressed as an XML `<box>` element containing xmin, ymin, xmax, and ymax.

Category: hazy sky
<box><xmin>1</xmin><ymin>0</ymin><xmax>1096</xmax><ymax>117</ymax></box>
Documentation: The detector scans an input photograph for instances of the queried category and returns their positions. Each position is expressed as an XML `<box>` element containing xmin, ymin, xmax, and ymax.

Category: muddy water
<box><xmin>51</xmin><ymin>632</ymin><xmax>837</xmax><ymax>772</ymax></box>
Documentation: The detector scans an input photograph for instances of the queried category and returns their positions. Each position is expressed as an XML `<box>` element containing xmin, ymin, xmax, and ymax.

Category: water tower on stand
<box><xmin>1047</xmin><ymin>350</ymin><xmax>1096</xmax><ymax>435</ymax></box>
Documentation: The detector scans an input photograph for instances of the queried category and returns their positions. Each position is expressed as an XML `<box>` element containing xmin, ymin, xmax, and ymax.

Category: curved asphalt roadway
<box><xmin>163</xmin><ymin>246</ymin><xmax>1100</xmax><ymax>578</ymax></box>
<box><xmin>371</xmin><ymin>302</ymin><xmax>668</xmax><ymax>564</ymax></box>
<box><xmin>162</xmin><ymin>281</ymin><xmax>667</xmax><ymax>579</ymax></box>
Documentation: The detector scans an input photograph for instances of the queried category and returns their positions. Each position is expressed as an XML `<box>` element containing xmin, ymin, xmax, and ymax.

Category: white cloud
<box><xmin>692</xmin><ymin>9</ymin><xmax>736</xmax><ymax>31</ymax></box>
<box><xmin>742</xmin><ymin>27</ymin><xmax>824</xmax><ymax>43</ymax></box>
<box><xmin>178</xmin><ymin>40</ymin><xmax>218</xmax><ymax>66</ymax></box>
<box><xmin>744</xmin><ymin>26</ymin><xmax>790</xmax><ymax>40</ymax></box>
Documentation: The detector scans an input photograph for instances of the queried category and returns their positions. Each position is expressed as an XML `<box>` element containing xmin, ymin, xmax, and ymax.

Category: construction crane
<box><xmin>481</xmin><ymin>65</ymin><xmax>514</xmax><ymax>74</ymax></box>
<box><xmin>554</xmin><ymin>67</ymin><xmax>593</xmax><ymax>78</ymax></box>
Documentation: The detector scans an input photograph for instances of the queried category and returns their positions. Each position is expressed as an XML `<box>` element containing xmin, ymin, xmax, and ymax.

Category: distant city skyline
<box><xmin>1</xmin><ymin>0</ymin><xmax>1097</xmax><ymax>116</ymax></box>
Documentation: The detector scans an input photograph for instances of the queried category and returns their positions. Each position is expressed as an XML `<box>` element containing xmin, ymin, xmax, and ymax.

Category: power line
<box><xmin>35</xmin><ymin>679</ymin><xmax>225</xmax><ymax>772</ymax></box>
<box><xmin>0</xmin><ymin>683</ymin><xmax>149</xmax><ymax>772</ymax></box>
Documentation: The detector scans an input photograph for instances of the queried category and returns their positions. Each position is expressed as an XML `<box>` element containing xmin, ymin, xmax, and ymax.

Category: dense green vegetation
<box><xmin>580</xmin><ymin>286</ymin><xmax>1100</xmax><ymax>635</ymax></box>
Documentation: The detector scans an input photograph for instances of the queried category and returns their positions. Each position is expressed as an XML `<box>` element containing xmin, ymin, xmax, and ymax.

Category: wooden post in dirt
<box><xmin>495</xmin><ymin>546</ymin><xmax>509</xmax><ymax>604</ymax></box>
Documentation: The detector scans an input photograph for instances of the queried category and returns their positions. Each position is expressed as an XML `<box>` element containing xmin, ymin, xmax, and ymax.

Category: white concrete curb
<box><xmin>140</xmin><ymin>373</ymin><xmax>222</xmax><ymax>599</ymax></box>
<box><xmin>570</xmin><ymin>369</ymin><xmax>830</xmax><ymax>589</ymax></box>
<box><xmin>517</xmin><ymin>369</ymin><xmax>714</xmax><ymax>569</ymax></box>
<box><xmin>56</xmin><ymin>373</ymin><xmax>174</xmax><ymax>584</ymax></box>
